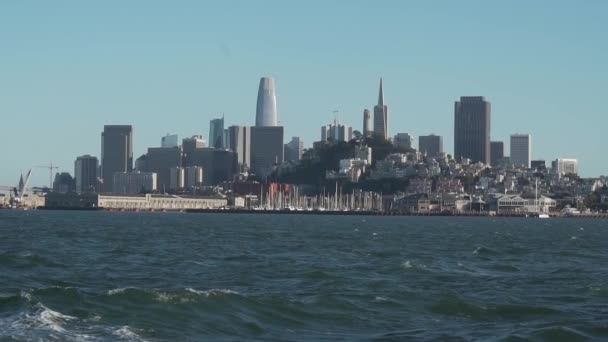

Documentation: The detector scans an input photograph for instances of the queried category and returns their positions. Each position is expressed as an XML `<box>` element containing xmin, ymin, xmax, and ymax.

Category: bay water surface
<box><xmin>1</xmin><ymin>211</ymin><xmax>607</xmax><ymax>341</ymax></box>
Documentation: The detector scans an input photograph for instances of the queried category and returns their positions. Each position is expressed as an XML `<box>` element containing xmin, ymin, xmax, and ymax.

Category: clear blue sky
<box><xmin>1</xmin><ymin>0</ymin><xmax>606</xmax><ymax>187</ymax></box>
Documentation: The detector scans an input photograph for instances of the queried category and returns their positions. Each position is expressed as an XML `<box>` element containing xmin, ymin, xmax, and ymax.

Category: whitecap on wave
<box><xmin>113</xmin><ymin>325</ymin><xmax>149</xmax><ymax>342</ymax></box>
<box><xmin>0</xmin><ymin>303</ymin><xmax>95</xmax><ymax>341</ymax></box>
<box><xmin>400</xmin><ymin>260</ymin><xmax>426</xmax><ymax>271</ymax></box>
<box><xmin>105</xmin><ymin>287</ymin><xmax>239</xmax><ymax>304</ymax></box>
<box><xmin>401</xmin><ymin>260</ymin><xmax>413</xmax><ymax>269</ymax></box>
<box><xmin>20</xmin><ymin>289</ymin><xmax>32</xmax><ymax>301</ymax></box>
<box><xmin>185</xmin><ymin>288</ymin><xmax>239</xmax><ymax>297</ymax></box>
<box><xmin>107</xmin><ymin>287</ymin><xmax>131</xmax><ymax>295</ymax></box>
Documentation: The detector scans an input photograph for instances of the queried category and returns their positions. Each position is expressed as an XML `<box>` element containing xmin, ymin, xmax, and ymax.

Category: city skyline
<box><xmin>1</xmin><ymin>1</ymin><xmax>607</xmax><ymax>186</ymax></box>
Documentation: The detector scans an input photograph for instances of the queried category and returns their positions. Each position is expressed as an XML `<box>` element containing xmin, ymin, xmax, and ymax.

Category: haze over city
<box><xmin>1</xmin><ymin>1</ymin><xmax>607</xmax><ymax>187</ymax></box>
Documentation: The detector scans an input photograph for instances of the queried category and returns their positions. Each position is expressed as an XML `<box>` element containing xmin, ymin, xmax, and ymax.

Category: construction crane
<box><xmin>34</xmin><ymin>163</ymin><xmax>59</xmax><ymax>189</ymax></box>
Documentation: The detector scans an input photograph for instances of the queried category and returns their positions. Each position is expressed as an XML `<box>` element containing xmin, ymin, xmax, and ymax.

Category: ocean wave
<box><xmin>429</xmin><ymin>293</ymin><xmax>561</xmax><ymax>320</ymax></box>
<box><xmin>473</xmin><ymin>246</ymin><xmax>499</xmax><ymax>256</ymax></box>
<box><xmin>105</xmin><ymin>287</ymin><xmax>240</xmax><ymax>304</ymax></box>
<box><xmin>108</xmin><ymin>287</ymin><xmax>131</xmax><ymax>295</ymax></box>
<box><xmin>0</xmin><ymin>251</ymin><xmax>62</xmax><ymax>268</ymax></box>
<box><xmin>113</xmin><ymin>326</ymin><xmax>149</xmax><ymax>342</ymax></box>
<box><xmin>0</xmin><ymin>288</ymin><xmax>155</xmax><ymax>341</ymax></box>
<box><xmin>185</xmin><ymin>288</ymin><xmax>239</xmax><ymax>297</ymax></box>
<box><xmin>0</xmin><ymin>303</ymin><xmax>96</xmax><ymax>341</ymax></box>
<box><xmin>530</xmin><ymin>325</ymin><xmax>593</xmax><ymax>341</ymax></box>
<box><xmin>400</xmin><ymin>260</ymin><xmax>427</xmax><ymax>272</ymax></box>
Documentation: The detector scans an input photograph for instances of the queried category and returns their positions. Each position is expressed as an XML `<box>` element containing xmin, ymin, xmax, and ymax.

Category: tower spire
<box><xmin>378</xmin><ymin>78</ymin><xmax>384</xmax><ymax>106</ymax></box>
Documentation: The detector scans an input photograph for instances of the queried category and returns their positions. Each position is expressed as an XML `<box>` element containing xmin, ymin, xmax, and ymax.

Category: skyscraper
<box><xmin>226</xmin><ymin>125</ymin><xmax>251</xmax><ymax>171</ymax></box>
<box><xmin>256</xmin><ymin>77</ymin><xmax>278</xmax><ymax>127</ymax></box>
<box><xmin>143</xmin><ymin>147</ymin><xmax>182</xmax><ymax>193</ymax></box>
<box><xmin>284</xmin><ymin>136</ymin><xmax>304</xmax><ymax>162</ymax></box>
<box><xmin>161</xmin><ymin>134</ymin><xmax>178</xmax><ymax>148</ymax></box>
<box><xmin>181</xmin><ymin>135</ymin><xmax>204</xmax><ymax>166</ymax></box>
<box><xmin>363</xmin><ymin>109</ymin><xmax>372</xmax><ymax>137</ymax></box>
<box><xmin>251</xmin><ymin>76</ymin><xmax>283</xmax><ymax>177</ymax></box>
<box><xmin>373</xmin><ymin>79</ymin><xmax>389</xmax><ymax>140</ymax></box>
<box><xmin>510</xmin><ymin>134</ymin><xmax>531</xmax><ymax>168</ymax></box>
<box><xmin>250</xmin><ymin>126</ymin><xmax>284</xmax><ymax>177</ymax></box>
<box><xmin>419</xmin><ymin>135</ymin><xmax>443</xmax><ymax>157</ymax></box>
<box><xmin>454</xmin><ymin>96</ymin><xmax>491</xmax><ymax>164</ymax></box>
<box><xmin>490</xmin><ymin>141</ymin><xmax>504</xmax><ymax>167</ymax></box>
<box><xmin>101</xmin><ymin>125</ymin><xmax>133</xmax><ymax>193</ymax></box>
<box><xmin>190</xmin><ymin>148</ymin><xmax>237</xmax><ymax>185</ymax></box>
<box><xmin>321</xmin><ymin>120</ymin><xmax>352</xmax><ymax>143</ymax></box>
<box><xmin>393</xmin><ymin>133</ymin><xmax>414</xmax><ymax>150</ymax></box>
<box><xmin>74</xmin><ymin>155</ymin><xmax>98</xmax><ymax>193</ymax></box>
<box><xmin>209</xmin><ymin>117</ymin><xmax>224</xmax><ymax>148</ymax></box>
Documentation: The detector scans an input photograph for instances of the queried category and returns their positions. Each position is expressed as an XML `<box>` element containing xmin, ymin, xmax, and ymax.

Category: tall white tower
<box><xmin>255</xmin><ymin>77</ymin><xmax>278</xmax><ymax>127</ymax></box>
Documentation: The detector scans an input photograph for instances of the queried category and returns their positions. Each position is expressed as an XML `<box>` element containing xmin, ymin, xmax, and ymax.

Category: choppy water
<box><xmin>1</xmin><ymin>211</ymin><xmax>607</xmax><ymax>341</ymax></box>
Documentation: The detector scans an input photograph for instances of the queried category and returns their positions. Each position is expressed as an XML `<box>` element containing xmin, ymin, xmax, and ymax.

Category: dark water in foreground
<box><xmin>1</xmin><ymin>211</ymin><xmax>607</xmax><ymax>341</ymax></box>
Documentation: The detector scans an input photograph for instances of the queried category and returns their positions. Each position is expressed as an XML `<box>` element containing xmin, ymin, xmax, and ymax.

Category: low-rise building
<box><xmin>393</xmin><ymin>193</ymin><xmax>440</xmax><ymax>213</ymax></box>
<box><xmin>44</xmin><ymin>193</ymin><xmax>227</xmax><ymax>210</ymax></box>
<box><xmin>490</xmin><ymin>194</ymin><xmax>556</xmax><ymax>214</ymax></box>
<box><xmin>112</xmin><ymin>172</ymin><xmax>157</xmax><ymax>194</ymax></box>
<box><xmin>98</xmin><ymin>194</ymin><xmax>227</xmax><ymax>210</ymax></box>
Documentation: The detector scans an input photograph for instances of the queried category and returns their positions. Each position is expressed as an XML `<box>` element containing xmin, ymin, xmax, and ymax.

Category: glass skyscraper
<box><xmin>454</xmin><ymin>96</ymin><xmax>491</xmax><ymax>164</ymax></box>
<box><xmin>256</xmin><ymin>77</ymin><xmax>278</xmax><ymax>127</ymax></box>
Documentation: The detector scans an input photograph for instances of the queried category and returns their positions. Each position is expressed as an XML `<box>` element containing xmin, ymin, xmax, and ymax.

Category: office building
<box><xmin>184</xmin><ymin>166</ymin><xmax>204</xmax><ymax>189</ymax></box>
<box><xmin>552</xmin><ymin>158</ymin><xmax>579</xmax><ymax>176</ymax></box>
<box><xmin>101</xmin><ymin>125</ymin><xmax>133</xmax><ymax>193</ymax></box>
<box><xmin>209</xmin><ymin>117</ymin><xmax>224</xmax><ymax>148</ymax></box>
<box><xmin>226</xmin><ymin>125</ymin><xmax>251</xmax><ymax>170</ymax></box>
<box><xmin>143</xmin><ymin>147</ymin><xmax>182</xmax><ymax>193</ymax></box>
<box><xmin>510</xmin><ymin>134</ymin><xmax>531</xmax><ymax>168</ymax></box>
<box><xmin>161</xmin><ymin>134</ymin><xmax>178</xmax><ymax>148</ymax></box>
<box><xmin>363</xmin><ymin>109</ymin><xmax>372</xmax><ymax>137</ymax></box>
<box><xmin>373</xmin><ymin>79</ymin><xmax>389</xmax><ymax>140</ymax></box>
<box><xmin>183</xmin><ymin>135</ymin><xmax>206</xmax><ymax>150</ymax></box>
<box><xmin>454</xmin><ymin>96</ymin><xmax>491</xmax><ymax>164</ymax></box>
<box><xmin>190</xmin><ymin>148</ymin><xmax>237</xmax><ymax>185</ymax></box>
<box><xmin>250</xmin><ymin>126</ymin><xmax>284</xmax><ymax>177</ymax></box>
<box><xmin>74</xmin><ymin>155</ymin><xmax>98</xmax><ymax>193</ymax></box>
<box><xmin>256</xmin><ymin>77</ymin><xmax>278</xmax><ymax>127</ymax></box>
<box><xmin>393</xmin><ymin>133</ymin><xmax>414</xmax><ymax>150</ymax></box>
<box><xmin>182</xmin><ymin>135</ymin><xmax>206</xmax><ymax>167</ymax></box>
<box><xmin>53</xmin><ymin>172</ymin><xmax>75</xmax><ymax>194</ymax></box>
<box><xmin>284</xmin><ymin>136</ymin><xmax>304</xmax><ymax>162</ymax></box>
<box><xmin>490</xmin><ymin>141</ymin><xmax>504</xmax><ymax>167</ymax></box>
<box><xmin>321</xmin><ymin>120</ymin><xmax>352</xmax><ymax>143</ymax></box>
<box><xmin>169</xmin><ymin>167</ymin><xmax>185</xmax><ymax>191</ymax></box>
<box><xmin>419</xmin><ymin>135</ymin><xmax>443</xmax><ymax>157</ymax></box>
<box><xmin>531</xmin><ymin>160</ymin><xmax>546</xmax><ymax>170</ymax></box>
<box><xmin>112</xmin><ymin>172</ymin><xmax>157</xmax><ymax>194</ymax></box>
<box><xmin>135</xmin><ymin>154</ymin><xmax>148</xmax><ymax>172</ymax></box>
